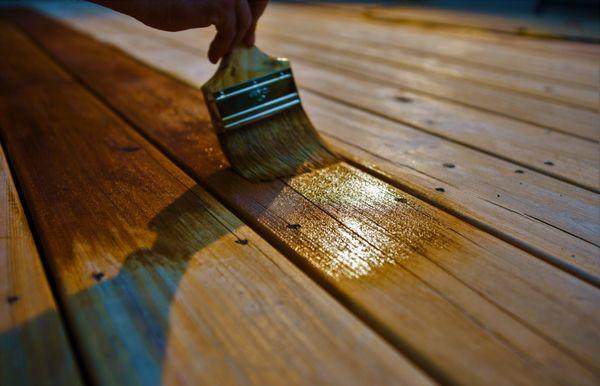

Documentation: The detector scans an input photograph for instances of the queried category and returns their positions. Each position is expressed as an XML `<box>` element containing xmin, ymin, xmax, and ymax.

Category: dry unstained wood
<box><xmin>264</xmin><ymin>5</ymin><xmax>600</xmax><ymax>88</ymax></box>
<box><xmin>0</xmin><ymin>144</ymin><xmax>83</xmax><ymax>386</ymax></box>
<box><xmin>295</xmin><ymin>1</ymin><xmax>600</xmax><ymax>60</ymax></box>
<box><xmin>0</xmin><ymin>20</ymin><xmax>429</xmax><ymax>386</ymax></box>
<box><xmin>365</xmin><ymin>6</ymin><xmax>600</xmax><ymax>42</ymax></box>
<box><xmin>54</xmin><ymin>9</ymin><xmax>600</xmax><ymax>281</ymax></box>
<box><xmin>255</xmin><ymin>15</ymin><xmax>600</xmax><ymax>141</ymax></box>
<box><xmin>385</xmin><ymin>17</ymin><xmax>600</xmax><ymax>60</ymax></box>
<box><xmin>257</xmin><ymin>24</ymin><xmax>599</xmax><ymax>112</ymax></box>
<box><xmin>13</xmin><ymin>10</ymin><xmax>600</xmax><ymax>385</ymax></box>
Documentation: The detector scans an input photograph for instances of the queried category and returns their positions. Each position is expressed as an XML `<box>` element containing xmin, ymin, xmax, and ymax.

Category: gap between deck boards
<box><xmin>0</xmin><ymin>139</ymin><xmax>92</xmax><ymax>386</ymax></box>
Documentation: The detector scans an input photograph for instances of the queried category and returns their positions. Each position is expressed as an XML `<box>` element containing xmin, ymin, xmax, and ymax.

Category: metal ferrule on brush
<box><xmin>207</xmin><ymin>69</ymin><xmax>301</xmax><ymax>133</ymax></box>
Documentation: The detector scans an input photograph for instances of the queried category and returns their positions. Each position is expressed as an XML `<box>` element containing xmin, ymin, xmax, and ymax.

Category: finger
<box><xmin>208</xmin><ymin>8</ymin><xmax>237</xmax><ymax>63</ymax></box>
<box><xmin>234</xmin><ymin>0</ymin><xmax>252</xmax><ymax>48</ymax></box>
<box><xmin>244</xmin><ymin>0</ymin><xmax>269</xmax><ymax>46</ymax></box>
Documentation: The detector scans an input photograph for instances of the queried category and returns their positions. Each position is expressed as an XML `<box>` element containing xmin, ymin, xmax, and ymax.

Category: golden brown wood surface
<box><xmin>262</xmin><ymin>26</ymin><xmax>598</xmax><ymax>111</ymax></box>
<box><xmin>0</xmin><ymin>20</ymin><xmax>432</xmax><ymax>386</ymax></box>
<box><xmin>266</xmin><ymin>5</ymin><xmax>600</xmax><ymax>88</ymax></box>
<box><xmin>364</xmin><ymin>6</ymin><xmax>600</xmax><ymax>42</ymax></box>
<box><xmin>289</xmin><ymin>1</ymin><xmax>600</xmax><ymax>59</ymax></box>
<box><xmin>9</xmin><ymin>9</ymin><xmax>599</xmax><ymax>385</ymax></box>
<box><xmin>256</xmin><ymin>23</ymin><xmax>600</xmax><ymax>142</ymax></box>
<box><xmin>0</xmin><ymin>141</ymin><xmax>83</xmax><ymax>386</ymax></box>
<box><xmin>51</xmin><ymin>9</ymin><xmax>600</xmax><ymax>283</ymax></box>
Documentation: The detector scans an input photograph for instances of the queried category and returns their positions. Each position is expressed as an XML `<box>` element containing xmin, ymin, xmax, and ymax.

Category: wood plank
<box><xmin>0</xmin><ymin>20</ymin><xmax>429</xmax><ymax>386</ymax></box>
<box><xmin>293</xmin><ymin>1</ymin><xmax>600</xmax><ymax>60</ymax></box>
<box><xmin>255</xmin><ymin>14</ymin><xmax>600</xmax><ymax>141</ymax></box>
<box><xmin>264</xmin><ymin>4</ymin><xmax>600</xmax><ymax>88</ymax></box>
<box><xmin>0</xmin><ymin>144</ymin><xmax>83</xmax><ymax>386</ymax></box>
<box><xmin>364</xmin><ymin>6</ymin><xmax>600</xmax><ymax>42</ymax></box>
<box><xmin>392</xmin><ymin>20</ymin><xmax>600</xmax><ymax>61</ymax></box>
<box><xmin>74</xmin><ymin>11</ymin><xmax>600</xmax><ymax>191</ymax></box>
<box><xmin>13</xmin><ymin>9</ymin><xmax>600</xmax><ymax>385</ymax></box>
<box><xmin>258</xmin><ymin>24</ymin><xmax>599</xmax><ymax>112</ymax></box>
<box><xmin>51</xmin><ymin>7</ymin><xmax>600</xmax><ymax>282</ymax></box>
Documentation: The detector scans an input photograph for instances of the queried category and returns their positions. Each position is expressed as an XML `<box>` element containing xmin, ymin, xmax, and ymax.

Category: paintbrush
<box><xmin>202</xmin><ymin>45</ymin><xmax>337</xmax><ymax>181</ymax></box>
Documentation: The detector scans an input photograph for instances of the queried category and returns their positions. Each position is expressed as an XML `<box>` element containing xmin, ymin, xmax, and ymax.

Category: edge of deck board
<box><xmin>0</xmin><ymin>140</ymin><xmax>84</xmax><ymax>386</ymax></box>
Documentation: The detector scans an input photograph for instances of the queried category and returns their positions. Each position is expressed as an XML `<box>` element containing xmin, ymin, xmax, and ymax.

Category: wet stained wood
<box><xmin>49</xmin><ymin>9</ymin><xmax>600</xmax><ymax>282</ymax></box>
<box><xmin>10</xmin><ymin>9</ymin><xmax>600</xmax><ymax>385</ymax></box>
<box><xmin>0</xmin><ymin>144</ymin><xmax>83</xmax><ymax>386</ymax></box>
<box><xmin>0</xmin><ymin>21</ymin><xmax>431</xmax><ymax>386</ymax></box>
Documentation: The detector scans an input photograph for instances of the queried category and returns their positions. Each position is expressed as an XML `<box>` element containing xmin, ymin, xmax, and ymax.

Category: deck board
<box><xmin>10</xmin><ymin>9</ymin><xmax>600</xmax><ymax>385</ymax></box>
<box><xmin>364</xmin><ymin>6</ymin><xmax>600</xmax><ymax>43</ymax></box>
<box><xmin>262</xmin><ymin>26</ymin><xmax>598</xmax><ymax>110</ymax></box>
<box><xmin>266</xmin><ymin>5</ymin><xmax>600</xmax><ymax>88</ymax></box>
<box><xmin>256</xmin><ymin>20</ymin><xmax>600</xmax><ymax>139</ymax></box>
<box><xmin>54</xmin><ymin>12</ymin><xmax>600</xmax><ymax>190</ymax></box>
<box><xmin>0</xmin><ymin>19</ymin><xmax>428</xmax><ymax>386</ymax></box>
<box><xmin>47</xmin><ymin>8</ymin><xmax>600</xmax><ymax>282</ymax></box>
<box><xmin>295</xmin><ymin>2</ymin><xmax>600</xmax><ymax>61</ymax></box>
<box><xmin>0</xmin><ymin>139</ymin><xmax>83</xmax><ymax>386</ymax></box>
<box><xmin>0</xmin><ymin>25</ymin><xmax>84</xmax><ymax>386</ymax></box>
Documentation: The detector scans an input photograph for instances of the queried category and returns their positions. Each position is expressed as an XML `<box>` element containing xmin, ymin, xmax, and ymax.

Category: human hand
<box><xmin>92</xmin><ymin>0</ymin><xmax>269</xmax><ymax>63</ymax></box>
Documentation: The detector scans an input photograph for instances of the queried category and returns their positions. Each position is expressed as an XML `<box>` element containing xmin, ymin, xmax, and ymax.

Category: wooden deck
<box><xmin>1</xmin><ymin>3</ymin><xmax>598</xmax><ymax>385</ymax></box>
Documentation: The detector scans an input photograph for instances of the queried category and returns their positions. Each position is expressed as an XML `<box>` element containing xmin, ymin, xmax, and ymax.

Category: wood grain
<box><xmin>254</xmin><ymin>22</ymin><xmax>600</xmax><ymax>141</ymax></box>
<box><xmin>0</xmin><ymin>137</ymin><xmax>83</xmax><ymax>384</ymax></box>
<box><xmin>71</xmin><ymin>11</ymin><xmax>600</xmax><ymax>191</ymax></box>
<box><xmin>364</xmin><ymin>6</ymin><xmax>600</xmax><ymax>42</ymax></box>
<box><xmin>290</xmin><ymin>1</ymin><xmax>600</xmax><ymax>60</ymax></box>
<box><xmin>11</xmin><ymin>9</ymin><xmax>600</xmax><ymax>385</ymax></box>
<box><xmin>0</xmin><ymin>20</ymin><xmax>430</xmax><ymax>386</ymax></box>
<box><xmin>51</xmin><ymin>8</ymin><xmax>600</xmax><ymax>282</ymax></box>
<box><xmin>261</xmin><ymin>25</ymin><xmax>598</xmax><ymax>111</ymax></box>
<box><xmin>265</xmin><ymin>4</ymin><xmax>600</xmax><ymax>88</ymax></box>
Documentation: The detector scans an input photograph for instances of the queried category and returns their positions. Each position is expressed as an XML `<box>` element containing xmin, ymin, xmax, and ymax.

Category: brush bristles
<box><xmin>218</xmin><ymin>105</ymin><xmax>338</xmax><ymax>181</ymax></box>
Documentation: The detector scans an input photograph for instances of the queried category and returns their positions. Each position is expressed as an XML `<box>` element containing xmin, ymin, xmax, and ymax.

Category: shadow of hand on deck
<box><xmin>2</xmin><ymin>185</ymin><xmax>265</xmax><ymax>386</ymax></box>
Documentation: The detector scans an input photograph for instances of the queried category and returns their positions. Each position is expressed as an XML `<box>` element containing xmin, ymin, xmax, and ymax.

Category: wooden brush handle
<box><xmin>202</xmin><ymin>45</ymin><xmax>290</xmax><ymax>94</ymax></box>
